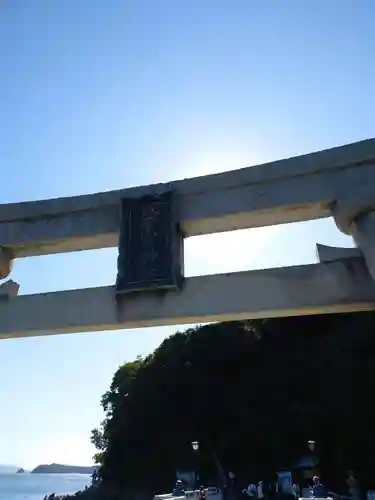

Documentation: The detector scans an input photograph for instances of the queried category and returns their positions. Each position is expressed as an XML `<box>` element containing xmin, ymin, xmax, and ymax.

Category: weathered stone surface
<box><xmin>0</xmin><ymin>139</ymin><xmax>374</xmax><ymax>339</ymax></box>
<box><xmin>0</xmin><ymin>138</ymin><xmax>374</xmax><ymax>258</ymax></box>
<box><xmin>0</xmin><ymin>259</ymin><xmax>374</xmax><ymax>339</ymax></box>
<box><xmin>316</xmin><ymin>244</ymin><xmax>362</xmax><ymax>263</ymax></box>
<box><xmin>0</xmin><ymin>279</ymin><xmax>19</xmax><ymax>298</ymax></box>
<box><xmin>0</xmin><ymin>247</ymin><xmax>13</xmax><ymax>278</ymax></box>
<box><xmin>332</xmin><ymin>196</ymin><xmax>375</xmax><ymax>281</ymax></box>
<box><xmin>351</xmin><ymin>211</ymin><xmax>375</xmax><ymax>282</ymax></box>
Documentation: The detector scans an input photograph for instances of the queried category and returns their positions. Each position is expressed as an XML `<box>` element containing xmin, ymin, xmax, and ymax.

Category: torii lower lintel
<box><xmin>0</xmin><ymin>258</ymin><xmax>374</xmax><ymax>340</ymax></box>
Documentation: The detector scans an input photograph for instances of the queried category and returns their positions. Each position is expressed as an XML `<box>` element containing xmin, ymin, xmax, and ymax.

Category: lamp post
<box><xmin>192</xmin><ymin>441</ymin><xmax>199</xmax><ymax>494</ymax></box>
<box><xmin>307</xmin><ymin>440</ymin><xmax>316</xmax><ymax>453</ymax></box>
<box><xmin>191</xmin><ymin>441</ymin><xmax>228</xmax><ymax>500</ymax></box>
<box><xmin>307</xmin><ymin>440</ymin><xmax>319</xmax><ymax>482</ymax></box>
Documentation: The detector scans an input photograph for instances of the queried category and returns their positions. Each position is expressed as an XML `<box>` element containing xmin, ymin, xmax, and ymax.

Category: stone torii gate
<box><xmin>0</xmin><ymin>138</ymin><xmax>375</xmax><ymax>339</ymax></box>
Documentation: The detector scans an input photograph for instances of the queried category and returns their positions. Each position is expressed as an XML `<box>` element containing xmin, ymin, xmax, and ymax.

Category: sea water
<box><xmin>0</xmin><ymin>473</ymin><xmax>91</xmax><ymax>499</ymax></box>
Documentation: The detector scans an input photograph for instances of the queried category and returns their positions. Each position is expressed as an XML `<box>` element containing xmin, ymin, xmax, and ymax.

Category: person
<box><xmin>248</xmin><ymin>483</ymin><xmax>257</xmax><ymax>498</ymax></box>
<box><xmin>310</xmin><ymin>476</ymin><xmax>328</xmax><ymax>498</ymax></box>
<box><xmin>172</xmin><ymin>480</ymin><xmax>186</xmax><ymax>497</ymax></box>
<box><xmin>292</xmin><ymin>483</ymin><xmax>301</xmax><ymax>500</ymax></box>
<box><xmin>198</xmin><ymin>486</ymin><xmax>207</xmax><ymax>500</ymax></box>
<box><xmin>258</xmin><ymin>481</ymin><xmax>264</xmax><ymax>500</ymax></box>
<box><xmin>242</xmin><ymin>487</ymin><xmax>251</xmax><ymax>500</ymax></box>
<box><xmin>347</xmin><ymin>471</ymin><xmax>361</xmax><ymax>500</ymax></box>
<box><xmin>262</xmin><ymin>481</ymin><xmax>270</xmax><ymax>500</ymax></box>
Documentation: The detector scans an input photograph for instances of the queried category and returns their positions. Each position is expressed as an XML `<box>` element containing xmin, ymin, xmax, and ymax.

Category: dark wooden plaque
<box><xmin>115</xmin><ymin>191</ymin><xmax>184</xmax><ymax>294</ymax></box>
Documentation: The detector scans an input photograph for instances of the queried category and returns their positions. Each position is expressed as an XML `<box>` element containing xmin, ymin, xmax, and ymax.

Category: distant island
<box><xmin>31</xmin><ymin>463</ymin><xmax>96</xmax><ymax>474</ymax></box>
<box><xmin>16</xmin><ymin>468</ymin><xmax>25</xmax><ymax>473</ymax></box>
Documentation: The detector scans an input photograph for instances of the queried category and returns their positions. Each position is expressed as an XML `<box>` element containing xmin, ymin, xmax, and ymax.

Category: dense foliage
<box><xmin>88</xmin><ymin>312</ymin><xmax>375</xmax><ymax>497</ymax></box>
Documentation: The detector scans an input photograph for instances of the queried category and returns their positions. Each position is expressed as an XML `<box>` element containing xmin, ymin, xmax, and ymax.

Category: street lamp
<box><xmin>307</xmin><ymin>440</ymin><xmax>319</xmax><ymax>481</ymax></box>
<box><xmin>192</xmin><ymin>441</ymin><xmax>199</xmax><ymax>452</ymax></box>
<box><xmin>308</xmin><ymin>440</ymin><xmax>316</xmax><ymax>452</ymax></box>
<box><xmin>191</xmin><ymin>441</ymin><xmax>226</xmax><ymax>496</ymax></box>
<box><xmin>191</xmin><ymin>441</ymin><xmax>199</xmax><ymax>493</ymax></box>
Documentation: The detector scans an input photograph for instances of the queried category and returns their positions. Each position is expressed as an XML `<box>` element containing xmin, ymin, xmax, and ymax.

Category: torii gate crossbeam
<box><xmin>0</xmin><ymin>258</ymin><xmax>374</xmax><ymax>339</ymax></box>
<box><xmin>1</xmin><ymin>137</ymin><xmax>375</xmax><ymax>259</ymax></box>
<box><xmin>0</xmin><ymin>138</ymin><xmax>375</xmax><ymax>339</ymax></box>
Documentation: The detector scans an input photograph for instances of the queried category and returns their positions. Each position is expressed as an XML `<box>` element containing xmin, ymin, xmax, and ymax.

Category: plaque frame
<box><xmin>115</xmin><ymin>190</ymin><xmax>184</xmax><ymax>294</ymax></box>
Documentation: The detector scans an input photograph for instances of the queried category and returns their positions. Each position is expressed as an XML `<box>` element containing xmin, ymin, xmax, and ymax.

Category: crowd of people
<box><xmin>171</xmin><ymin>472</ymin><xmax>360</xmax><ymax>500</ymax></box>
<box><xmin>241</xmin><ymin>474</ymin><xmax>360</xmax><ymax>500</ymax></box>
<box><xmin>241</xmin><ymin>476</ymin><xmax>329</xmax><ymax>499</ymax></box>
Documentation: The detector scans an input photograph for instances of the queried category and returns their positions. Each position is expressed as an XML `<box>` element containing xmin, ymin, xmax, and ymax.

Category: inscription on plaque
<box><xmin>115</xmin><ymin>191</ymin><xmax>184</xmax><ymax>294</ymax></box>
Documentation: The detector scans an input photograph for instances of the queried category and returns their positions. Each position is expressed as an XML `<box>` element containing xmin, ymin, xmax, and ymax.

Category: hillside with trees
<box><xmin>71</xmin><ymin>312</ymin><xmax>375</xmax><ymax>499</ymax></box>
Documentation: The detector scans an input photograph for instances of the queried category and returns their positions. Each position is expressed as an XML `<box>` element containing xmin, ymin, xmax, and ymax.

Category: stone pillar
<box><xmin>333</xmin><ymin>197</ymin><xmax>375</xmax><ymax>282</ymax></box>
<box><xmin>0</xmin><ymin>247</ymin><xmax>13</xmax><ymax>279</ymax></box>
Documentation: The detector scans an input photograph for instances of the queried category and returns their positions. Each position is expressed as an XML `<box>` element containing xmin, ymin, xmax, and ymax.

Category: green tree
<box><xmin>91</xmin><ymin>359</ymin><xmax>142</xmax><ymax>468</ymax></box>
<box><xmin>91</xmin><ymin>312</ymin><xmax>375</xmax><ymax>496</ymax></box>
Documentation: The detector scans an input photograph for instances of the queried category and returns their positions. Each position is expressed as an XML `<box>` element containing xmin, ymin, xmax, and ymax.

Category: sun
<box><xmin>180</xmin><ymin>149</ymin><xmax>261</xmax><ymax>180</ymax></box>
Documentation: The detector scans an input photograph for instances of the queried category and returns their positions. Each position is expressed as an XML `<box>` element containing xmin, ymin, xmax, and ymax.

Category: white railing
<box><xmin>154</xmin><ymin>492</ymin><xmax>195</xmax><ymax>500</ymax></box>
<box><xmin>154</xmin><ymin>496</ymin><xmax>186</xmax><ymax>500</ymax></box>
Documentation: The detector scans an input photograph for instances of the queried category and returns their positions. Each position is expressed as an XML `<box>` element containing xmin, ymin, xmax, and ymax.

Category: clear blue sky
<box><xmin>0</xmin><ymin>0</ymin><xmax>374</xmax><ymax>468</ymax></box>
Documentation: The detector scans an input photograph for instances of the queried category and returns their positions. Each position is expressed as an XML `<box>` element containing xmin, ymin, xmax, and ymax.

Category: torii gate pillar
<box><xmin>333</xmin><ymin>196</ymin><xmax>375</xmax><ymax>282</ymax></box>
<box><xmin>353</xmin><ymin>211</ymin><xmax>375</xmax><ymax>281</ymax></box>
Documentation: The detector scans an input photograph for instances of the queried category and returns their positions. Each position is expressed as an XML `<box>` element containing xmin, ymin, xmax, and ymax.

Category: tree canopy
<box><xmin>90</xmin><ymin>312</ymin><xmax>375</xmax><ymax>496</ymax></box>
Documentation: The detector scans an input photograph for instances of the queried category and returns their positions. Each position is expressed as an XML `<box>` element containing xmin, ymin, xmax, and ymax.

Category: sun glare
<box><xmin>180</xmin><ymin>149</ymin><xmax>262</xmax><ymax>180</ymax></box>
